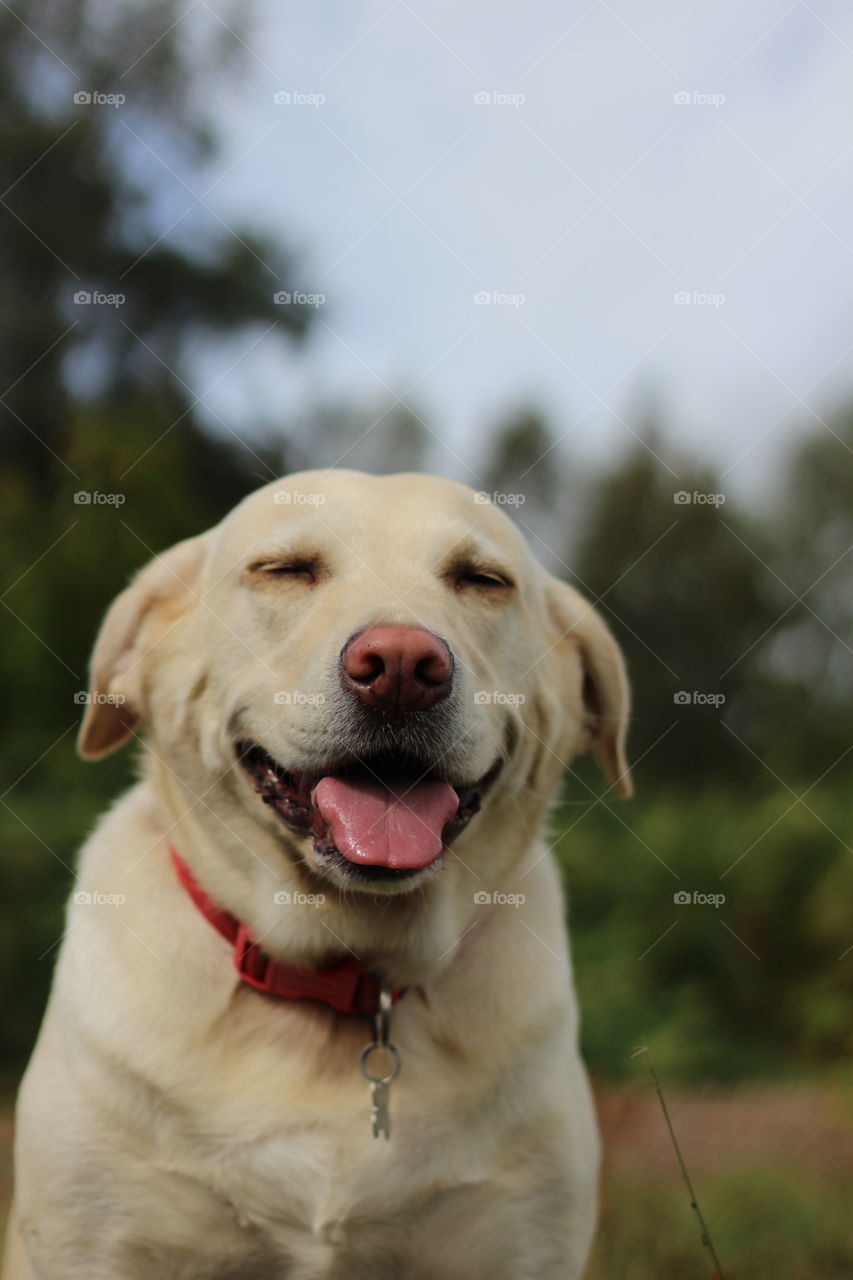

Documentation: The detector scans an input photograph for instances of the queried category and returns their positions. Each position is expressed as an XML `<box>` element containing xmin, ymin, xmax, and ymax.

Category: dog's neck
<box><xmin>146</xmin><ymin>755</ymin><xmax>553</xmax><ymax>987</ymax></box>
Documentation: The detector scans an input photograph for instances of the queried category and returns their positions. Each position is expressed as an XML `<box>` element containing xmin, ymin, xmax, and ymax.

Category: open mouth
<box><xmin>236</xmin><ymin>740</ymin><xmax>500</xmax><ymax>879</ymax></box>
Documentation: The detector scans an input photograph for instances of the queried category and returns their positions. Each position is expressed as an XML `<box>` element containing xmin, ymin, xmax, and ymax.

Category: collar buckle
<box><xmin>233</xmin><ymin>923</ymin><xmax>400</xmax><ymax>1014</ymax></box>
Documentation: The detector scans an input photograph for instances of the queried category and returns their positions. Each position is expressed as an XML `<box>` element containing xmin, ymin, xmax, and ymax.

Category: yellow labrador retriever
<box><xmin>4</xmin><ymin>470</ymin><xmax>630</xmax><ymax>1280</ymax></box>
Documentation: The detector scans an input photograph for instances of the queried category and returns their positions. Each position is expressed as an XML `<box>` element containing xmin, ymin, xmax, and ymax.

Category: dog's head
<box><xmin>77</xmin><ymin>471</ymin><xmax>630</xmax><ymax>971</ymax></box>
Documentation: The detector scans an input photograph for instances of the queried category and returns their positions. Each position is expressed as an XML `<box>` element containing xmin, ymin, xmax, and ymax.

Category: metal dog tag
<box><xmin>369</xmin><ymin>1079</ymin><xmax>392</xmax><ymax>1139</ymax></box>
<box><xmin>359</xmin><ymin>985</ymin><xmax>400</xmax><ymax>1139</ymax></box>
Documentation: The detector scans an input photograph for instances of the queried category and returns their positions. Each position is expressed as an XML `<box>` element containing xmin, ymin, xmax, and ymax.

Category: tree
<box><xmin>478</xmin><ymin>407</ymin><xmax>567</xmax><ymax>564</ymax></box>
<box><xmin>0</xmin><ymin>0</ymin><xmax>312</xmax><ymax>1066</ymax></box>
<box><xmin>572</xmin><ymin>435</ymin><xmax>778</xmax><ymax>788</ymax></box>
<box><xmin>757</xmin><ymin>415</ymin><xmax>853</xmax><ymax>779</ymax></box>
<box><xmin>0</xmin><ymin>0</ymin><xmax>310</xmax><ymax>488</ymax></box>
<box><xmin>286</xmin><ymin>400</ymin><xmax>431</xmax><ymax>475</ymax></box>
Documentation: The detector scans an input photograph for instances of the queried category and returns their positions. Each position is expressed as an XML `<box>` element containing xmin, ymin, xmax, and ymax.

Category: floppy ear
<box><xmin>77</xmin><ymin>535</ymin><xmax>209</xmax><ymax>760</ymax></box>
<box><xmin>545</xmin><ymin>577</ymin><xmax>633</xmax><ymax>798</ymax></box>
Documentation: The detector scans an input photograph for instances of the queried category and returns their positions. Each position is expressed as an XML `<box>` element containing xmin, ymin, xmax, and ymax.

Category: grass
<box><xmin>588</xmin><ymin>1168</ymin><xmax>853</xmax><ymax>1279</ymax></box>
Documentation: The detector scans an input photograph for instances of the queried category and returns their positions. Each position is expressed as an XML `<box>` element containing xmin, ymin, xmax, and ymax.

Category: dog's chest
<box><xmin>178</xmin><ymin>1076</ymin><xmax>489</xmax><ymax>1219</ymax></box>
<box><xmin>149</xmin><ymin>1092</ymin><xmax>501</xmax><ymax>1280</ymax></box>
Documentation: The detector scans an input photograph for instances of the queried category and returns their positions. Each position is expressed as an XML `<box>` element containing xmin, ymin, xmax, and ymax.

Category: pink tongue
<box><xmin>312</xmin><ymin>775</ymin><xmax>459</xmax><ymax>869</ymax></box>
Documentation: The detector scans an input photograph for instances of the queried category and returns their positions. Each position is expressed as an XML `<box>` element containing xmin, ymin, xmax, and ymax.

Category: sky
<box><xmin>173</xmin><ymin>0</ymin><xmax>853</xmax><ymax>489</ymax></box>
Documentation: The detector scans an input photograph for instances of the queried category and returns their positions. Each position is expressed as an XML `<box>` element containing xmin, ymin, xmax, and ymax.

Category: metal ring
<box><xmin>373</xmin><ymin>983</ymin><xmax>393</xmax><ymax>1046</ymax></box>
<box><xmin>359</xmin><ymin>1040</ymin><xmax>401</xmax><ymax>1085</ymax></box>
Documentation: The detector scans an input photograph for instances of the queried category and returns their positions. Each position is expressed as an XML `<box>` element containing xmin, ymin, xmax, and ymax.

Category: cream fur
<box><xmin>5</xmin><ymin>471</ymin><xmax>630</xmax><ymax>1280</ymax></box>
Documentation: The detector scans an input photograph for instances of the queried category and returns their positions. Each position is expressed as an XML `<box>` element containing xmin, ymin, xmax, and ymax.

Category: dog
<box><xmin>3</xmin><ymin>469</ymin><xmax>631</xmax><ymax>1280</ymax></box>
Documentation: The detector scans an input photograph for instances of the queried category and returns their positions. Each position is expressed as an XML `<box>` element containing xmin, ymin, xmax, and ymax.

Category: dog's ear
<box><xmin>77</xmin><ymin>535</ymin><xmax>209</xmax><ymax>760</ymax></box>
<box><xmin>544</xmin><ymin>576</ymin><xmax>633</xmax><ymax>798</ymax></box>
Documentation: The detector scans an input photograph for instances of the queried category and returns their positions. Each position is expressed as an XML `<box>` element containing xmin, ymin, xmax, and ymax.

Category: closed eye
<box><xmin>449</xmin><ymin>563</ymin><xmax>515</xmax><ymax>591</ymax></box>
<box><xmin>246</xmin><ymin>556</ymin><xmax>322</xmax><ymax>584</ymax></box>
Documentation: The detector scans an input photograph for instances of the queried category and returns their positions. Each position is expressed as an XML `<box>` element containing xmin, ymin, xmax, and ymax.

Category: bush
<box><xmin>555</xmin><ymin>781</ymin><xmax>853</xmax><ymax>1081</ymax></box>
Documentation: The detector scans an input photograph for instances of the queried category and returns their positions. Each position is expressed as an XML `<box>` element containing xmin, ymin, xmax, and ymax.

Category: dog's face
<box><xmin>77</xmin><ymin>471</ymin><xmax>629</xmax><ymax>964</ymax></box>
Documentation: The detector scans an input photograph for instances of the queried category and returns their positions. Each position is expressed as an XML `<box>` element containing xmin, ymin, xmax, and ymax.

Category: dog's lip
<box><xmin>235</xmin><ymin>739</ymin><xmax>500</xmax><ymax>871</ymax></box>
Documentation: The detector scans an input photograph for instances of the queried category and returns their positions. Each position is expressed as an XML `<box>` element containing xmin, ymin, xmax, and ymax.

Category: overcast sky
<box><xmin>180</xmin><ymin>0</ymin><xmax>853</xmax><ymax>488</ymax></box>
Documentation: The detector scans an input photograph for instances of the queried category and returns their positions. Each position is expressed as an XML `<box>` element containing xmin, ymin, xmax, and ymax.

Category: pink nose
<box><xmin>341</xmin><ymin>625</ymin><xmax>453</xmax><ymax>712</ymax></box>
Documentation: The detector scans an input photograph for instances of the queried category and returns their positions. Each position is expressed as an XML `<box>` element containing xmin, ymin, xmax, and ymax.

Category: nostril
<box><xmin>414</xmin><ymin>650</ymin><xmax>453</xmax><ymax>687</ymax></box>
<box><xmin>346</xmin><ymin>651</ymin><xmax>385</xmax><ymax>685</ymax></box>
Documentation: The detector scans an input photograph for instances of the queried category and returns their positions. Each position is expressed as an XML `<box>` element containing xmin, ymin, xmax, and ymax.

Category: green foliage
<box><xmin>557</xmin><ymin>783</ymin><xmax>853</xmax><ymax>1082</ymax></box>
<box><xmin>758</xmin><ymin>414</ymin><xmax>853</xmax><ymax>777</ymax></box>
<box><xmin>571</xmin><ymin>439</ymin><xmax>778</xmax><ymax>785</ymax></box>
<box><xmin>481</xmin><ymin>407</ymin><xmax>560</xmax><ymax>510</ymax></box>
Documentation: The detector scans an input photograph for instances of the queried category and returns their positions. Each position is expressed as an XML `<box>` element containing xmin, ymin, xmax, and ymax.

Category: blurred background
<box><xmin>1</xmin><ymin>1</ymin><xmax>852</xmax><ymax>1275</ymax></box>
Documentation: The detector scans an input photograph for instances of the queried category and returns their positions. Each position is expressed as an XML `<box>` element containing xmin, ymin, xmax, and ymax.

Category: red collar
<box><xmin>169</xmin><ymin>846</ymin><xmax>402</xmax><ymax>1016</ymax></box>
